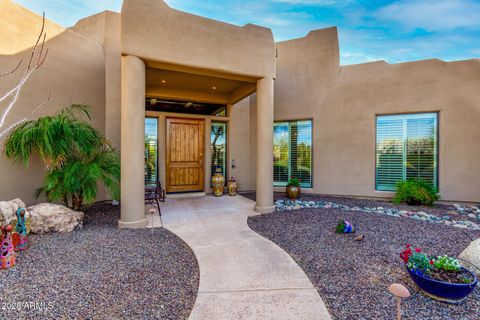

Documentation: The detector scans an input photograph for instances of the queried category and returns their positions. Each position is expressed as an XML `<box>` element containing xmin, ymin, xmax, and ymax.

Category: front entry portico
<box><xmin>118</xmin><ymin>55</ymin><xmax>276</xmax><ymax>228</ymax></box>
<box><xmin>118</xmin><ymin>0</ymin><xmax>277</xmax><ymax>228</ymax></box>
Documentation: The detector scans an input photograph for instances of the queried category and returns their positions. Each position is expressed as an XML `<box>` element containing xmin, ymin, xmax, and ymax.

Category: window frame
<box><xmin>375</xmin><ymin>112</ymin><xmax>439</xmax><ymax>192</ymax></box>
<box><xmin>145</xmin><ymin>117</ymin><xmax>159</xmax><ymax>187</ymax></box>
<box><xmin>273</xmin><ymin>119</ymin><xmax>313</xmax><ymax>188</ymax></box>
<box><xmin>210</xmin><ymin>121</ymin><xmax>228</xmax><ymax>184</ymax></box>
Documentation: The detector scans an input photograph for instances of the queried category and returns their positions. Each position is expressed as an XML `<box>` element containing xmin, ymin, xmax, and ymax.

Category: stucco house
<box><xmin>0</xmin><ymin>0</ymin><xmax>479</xmax><ymax>228</ymax></box>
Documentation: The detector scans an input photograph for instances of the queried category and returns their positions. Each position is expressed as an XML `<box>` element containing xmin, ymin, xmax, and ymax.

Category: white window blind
<box><xmin>273</xmin><ymin>120</ymin><xmax>312</xmax><ymax>188</ymax></box>
<box><xmin>376</xmin><ymin>113</ymin><xmax>438</xmax><ymax>191</ymax></box>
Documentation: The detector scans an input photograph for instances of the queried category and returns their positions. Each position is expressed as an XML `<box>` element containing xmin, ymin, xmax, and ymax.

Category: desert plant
<box><xmin>4</xmin><ymin>105</ymin><xmax>120</xmax><ymax>210</ymax></box>
<box><xmin>393</xmin><ymin>179</ymin><xmax>439</xmax><ymax>206</ymax></box>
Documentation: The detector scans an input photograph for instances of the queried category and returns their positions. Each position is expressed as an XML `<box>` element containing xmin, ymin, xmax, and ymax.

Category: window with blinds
<box><xmin>145</xmin><ymin>118</ymin><xmax>158</xmax><ymax>187</ymax></box>
<box><xmin>376</xmin><ymin>113</ymin><xmax>438</xmax><ymax>191</ymax></box>
<box><xmin>273</xmin><ymin>120</ymin><xmax>312</xmax><ymax>188</ymax></box>
<box><xmin>211</xmin><ymin>122</ymin><xmax>227</xmax><ymax>182</ymax></box>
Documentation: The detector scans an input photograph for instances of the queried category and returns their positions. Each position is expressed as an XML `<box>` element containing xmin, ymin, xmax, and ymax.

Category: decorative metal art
<box><xmin>1</xmin><ymin>225</ymin><xmax>16</xmax><ymax>269</ymax></box>
<box><xmin>12</xmin><ymin>208</ymin><xmax>28</xmax><ymax>252</ymax></box>
<box><xmin>335</xmin><ymin>220</ymin><xmax>356</xmax><ymax>234</ymax></box>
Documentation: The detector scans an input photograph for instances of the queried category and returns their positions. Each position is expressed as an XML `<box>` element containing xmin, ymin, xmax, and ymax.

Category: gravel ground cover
<box><xmin>241</xmin><ymin>192</ymin><xmax>480</xmax><ymax>230</ymax></box>
<box><xmin>245</xmin><ymin>194</ymin><xmax>480</xmax><ymax>320</ymax></box>
<box><xmin>0</xmin><ymin>203</ymin><xmax>199</xmax><ymax>320</ymax></box>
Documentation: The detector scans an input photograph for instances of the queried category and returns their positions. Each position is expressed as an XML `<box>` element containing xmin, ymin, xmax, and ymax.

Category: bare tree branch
<box><xmin>0</xmin><ymin>60</ymin><xmax>23</xmax><ymax>78</ymax></box>
<box><xmin>0</xmin><ymin>12</ymin><xmax>50</xmax><ymax>139</ymax></box>
<box><xmin>0</xmin><ymin>89</ymin><xmax>52</xmax><ymax>140</ymax></box>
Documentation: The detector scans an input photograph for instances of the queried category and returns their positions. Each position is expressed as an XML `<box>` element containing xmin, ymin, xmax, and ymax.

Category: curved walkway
<box><xmin>162</xmin><ymin>195</ymin><xmax>331</xmax><ymax>320</ymax></box>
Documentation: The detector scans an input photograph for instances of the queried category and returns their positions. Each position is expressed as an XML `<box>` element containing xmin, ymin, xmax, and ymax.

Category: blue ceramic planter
<box><xmin>407</xmin><ymin>266</ymin><xmax>478</xmax><ymax>303</ymax></box>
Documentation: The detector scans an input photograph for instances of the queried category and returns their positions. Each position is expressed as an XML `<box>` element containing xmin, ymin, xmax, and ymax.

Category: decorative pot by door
<box><xmin>227</xmin><ymin>177</ymin><xmax>238</xmax><ymax>196</ymax></box>
<box><xmin>211</xmin><ymin>167</ymin><xmax>225</xmax><ymax>197</ymax></box>
<box><xmin>286</xmin><ymin>185</ymin><xmax>301</xmax><ymax>200</ymax></box>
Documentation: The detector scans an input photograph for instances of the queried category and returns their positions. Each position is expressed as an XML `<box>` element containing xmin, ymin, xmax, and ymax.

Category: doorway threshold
<box><xmin>167</xmin><ymin>192</ymin><xmax>207</xmax><ymax>199</ymax></box>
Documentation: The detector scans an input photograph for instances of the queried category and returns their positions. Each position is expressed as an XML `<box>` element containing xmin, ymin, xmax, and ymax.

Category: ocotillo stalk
<box><xmin>388</xmin><ymin>283</ymin><xmax>410</xmax><ymax>320</ymax></box>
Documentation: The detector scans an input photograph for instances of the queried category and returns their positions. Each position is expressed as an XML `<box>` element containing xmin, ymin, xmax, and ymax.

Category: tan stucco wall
<box><xmin>229</xmin><ymin>97</ymin><xmax>253</xmax><ymax>191</ymax></box>
<box><xmin>121</xmin><ymin>0</ymin><xmax>276</xmax><ymax>80</ymax></box>
<box><xmin>275</xmin><ymin>27</ymin><xmax>480</xmax><ymax>202</ymax></box>
<box><xmin>0</xmin><ymin>0</ymin><xmax>107</xmax><ymax>204</ymax></box>
<box><xmin>71</xmin><ymin>11</ymin><xmax>122</xmax><ymax>149</ymax></box>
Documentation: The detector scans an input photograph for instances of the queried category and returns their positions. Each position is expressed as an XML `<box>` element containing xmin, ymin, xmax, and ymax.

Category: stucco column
<box><xmin>255</xmin><ymin>77</ymin><xmax>275</xmax><ymax>213</ymax></box>
<box><xmin>119</xmin><ymin>55</ymin><xmax>147</xmax><ymax>229</ymax></box>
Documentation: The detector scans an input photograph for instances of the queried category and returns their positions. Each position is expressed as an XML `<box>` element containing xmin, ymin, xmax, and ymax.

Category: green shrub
<box><xmin>393</xmin><ymin>179</ymin><xmax>439</xmax><ymax>206</ymax></box>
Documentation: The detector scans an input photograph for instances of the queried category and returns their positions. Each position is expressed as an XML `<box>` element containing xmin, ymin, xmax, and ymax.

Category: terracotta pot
<box><xmin>211</xmin><ymin>169</ymin><xmax>225</xmax><ymax>197</ymax></box>
<box><xmin>227</xmin><ymin>180</ymin><xmax>238</xmax><ymax>196</ymax></box>
<box><xmin>286</xmin><ymin>185</ymin><xmax>301</xmax><ymax>200</ymax></box>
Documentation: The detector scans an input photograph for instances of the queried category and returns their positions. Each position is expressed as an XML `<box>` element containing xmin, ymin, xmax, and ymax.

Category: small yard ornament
<box><xmin>1</xmin><ymin>225</ymin><xmax>16</xmax><ymax>269</ymax></box>
<box><xmin>335</xmin><ymin>220</ymin><xmax>356</xmax><ymax>234</ymax></box>
<box><xmin>388</xmin><ymin>283</ymin><xmax>410</xmax><ymax>320</ymax></box>
<box><xmin>12</xmin><ymin>208</ymin><xmax>28</xmax><ymax>252</ymax></box>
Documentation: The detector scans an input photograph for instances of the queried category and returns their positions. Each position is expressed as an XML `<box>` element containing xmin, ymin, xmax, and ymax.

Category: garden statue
<box><xmin>211</xmin><ymin>166</ymin><xmax>225</xmax><ymax>197</ymax></box>
<box><xmin>1</xmin><ymin>225</ymin><xmax>16</xmax><ymax>269</ymax></box>
<box><xmin>335</xmin><ymin>220</ymin><xmax>356</xmax><ymax>234</ymax></box>
<box><xmin>388</xmin><ymin>283</ymin><xmax>410</xmax><ymax>320</ymax></box>
<box><xmin>227</xmin><ymin>177</ymin><xmax>238</xmax><ymax>196</ymax></box>
<box><xmin>12</xmin><ymin>208</ymin><xmax>28</xmax><ymax>251</ymax></box>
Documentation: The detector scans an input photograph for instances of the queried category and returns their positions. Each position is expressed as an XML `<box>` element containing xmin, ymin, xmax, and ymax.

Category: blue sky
<box><xmin>16</xmin><ymin>0</ymin><xmax>480</xmax><ymax>65</ymax></box>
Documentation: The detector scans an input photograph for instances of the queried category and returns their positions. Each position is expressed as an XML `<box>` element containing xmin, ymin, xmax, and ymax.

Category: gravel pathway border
<box><xmin>0</xmin><ymin>203</ymin><xmax>199</xmax><ymax>320</ymax></box>
<box><xmin>248</xmin><ymin>207</ymin><xmax>479</xmax><ymax>320</ymax></box>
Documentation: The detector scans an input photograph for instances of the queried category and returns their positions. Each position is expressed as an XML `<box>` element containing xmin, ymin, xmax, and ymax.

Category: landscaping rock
<box><xmin>459</xmin><ymin>239</ymin><xmax>480</xmax><ymax>277</ymax></box>
<box><xmin>27</xmin><ymin>203</ymin><xmax>84</xmax><ymax>234</ymax></box>
<box><xmin>0</xmin><ymin>198</ymin><xmax>30</xmax><ymax>225</ymax></box>
<box><xmin>271</xmin><ymin>198</ymin><xmax>480</xmax><ymax>231</ymax></box>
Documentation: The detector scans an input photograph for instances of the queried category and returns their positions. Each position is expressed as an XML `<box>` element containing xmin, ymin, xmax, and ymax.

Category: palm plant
<box><xmin>4</xmin><ymin>104</ymin><xmax>120</xmax><ymax>210</ymax></box>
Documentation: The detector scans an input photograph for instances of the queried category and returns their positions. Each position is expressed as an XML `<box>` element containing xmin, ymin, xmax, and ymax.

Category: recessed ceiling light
<box><xmin>161</xmin><ymin>80</ymin><xmax>167</xmax><ymax>84</ymax></box>
<box><xmin>212</xmin><ymin>86</ymin><xmax>217</xmax><ymax>90</ymax></box>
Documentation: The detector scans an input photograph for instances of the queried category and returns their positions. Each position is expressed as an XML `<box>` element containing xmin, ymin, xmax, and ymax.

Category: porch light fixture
<box><xmin>150</xmin><ymin>98</ymin><xmax>157</xmax><ymax>106</ymax></box>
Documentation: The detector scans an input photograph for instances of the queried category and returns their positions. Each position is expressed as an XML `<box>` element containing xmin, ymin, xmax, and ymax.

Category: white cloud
<box><xmin>375</xmin><ymin>0</ymin><xmax>480</xmax><ymax>31</ymax></box>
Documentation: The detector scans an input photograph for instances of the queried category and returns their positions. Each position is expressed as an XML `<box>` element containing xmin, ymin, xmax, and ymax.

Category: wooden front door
<box><xmin>166</xmin><ymin>118</ymin><xmax>205</xmax><ymax>193</ymax></box>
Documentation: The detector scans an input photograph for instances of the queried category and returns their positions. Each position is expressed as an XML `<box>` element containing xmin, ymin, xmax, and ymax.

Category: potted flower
<box><xmin>400</xmin><ymin>245</ymin><xmax>478</xmax><ymax>303</ymax></box>
<box><xmin>286</xmin><ymin>176</ymin><xmax>301</xmax><ymax>200</ymax></box>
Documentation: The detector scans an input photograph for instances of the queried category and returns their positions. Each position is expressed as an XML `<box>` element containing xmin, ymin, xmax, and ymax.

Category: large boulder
<box><xmin>459</xmin><ymin>238</ymin><xmax>480</xmax><ymax>277</ymax></box>
<box><xmin>0</xmin><ymin>198</ymin><xmax>30</xmax><ymax>225</ymax></box>
<box><xmin>27</xmin><ymin>203</ymin><xmax>84</xmax><ymax>234</ymax></box>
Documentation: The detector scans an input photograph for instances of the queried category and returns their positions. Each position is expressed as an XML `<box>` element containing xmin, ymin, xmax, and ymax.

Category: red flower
<box><xmin>429</xmin><ymin>260</ymin><xmax>434</xmax><ymax>266</ymax></box>
<box><xmin>415</xmin><ymin>248</ymin><xmax>422</xmax><ymax>253</ymax></box>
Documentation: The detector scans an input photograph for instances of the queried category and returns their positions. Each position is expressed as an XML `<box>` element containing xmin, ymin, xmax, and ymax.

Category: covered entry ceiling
<box><xmin>145</xmin><ymin>62</ymin><xmax>258</xmax><ymax>105</ymax></box>
<box><xmin>146</xmin><ymin>98</ymin><xmax>227</xmax><ymax>116</ymax></box>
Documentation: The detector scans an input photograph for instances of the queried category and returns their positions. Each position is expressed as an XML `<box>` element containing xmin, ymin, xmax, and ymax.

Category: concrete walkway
<box><xmin>162</xmin><ymin>195</ymin><xmax>331</xmax><ymax>320</ymax></box>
